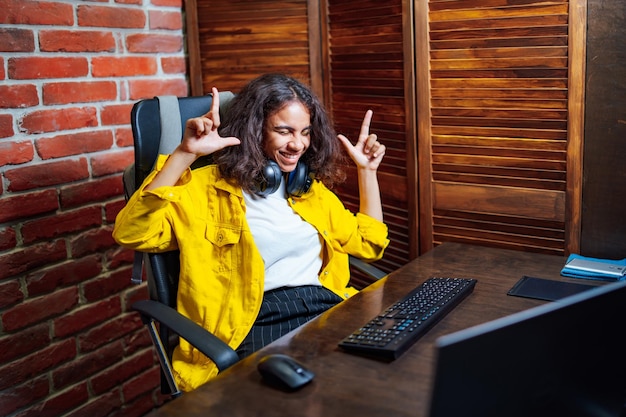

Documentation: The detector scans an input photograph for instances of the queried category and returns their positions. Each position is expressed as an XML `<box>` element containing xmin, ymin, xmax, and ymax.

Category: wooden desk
<box><xmin>146</xmin><ymin>243</ymin><xmax>588</xmax><ymax>417</ymax></box>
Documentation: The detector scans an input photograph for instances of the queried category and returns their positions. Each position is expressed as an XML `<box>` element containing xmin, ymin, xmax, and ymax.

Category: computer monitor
<box><xmin>428</xmin><ymin>280</ymin><xmax>626</xmax><ymax>417</ymax></box>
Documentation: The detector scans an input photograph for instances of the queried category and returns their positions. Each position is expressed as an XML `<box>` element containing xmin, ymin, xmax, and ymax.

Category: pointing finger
<box><xmin>210</xmin><ymin>86</ymin><xmax>221</xmax><ymax>127</ymax></box>
<box><xmin>358</xmin><ymin>110</ymin><xmax>373</xmax><ymax>143</ymax></box>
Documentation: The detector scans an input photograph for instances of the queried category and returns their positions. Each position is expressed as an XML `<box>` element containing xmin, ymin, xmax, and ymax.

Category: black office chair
<box><xmin>123</xmin><ymin>93</ymin><xmax>387</xmax><ymax>397</ymax></box>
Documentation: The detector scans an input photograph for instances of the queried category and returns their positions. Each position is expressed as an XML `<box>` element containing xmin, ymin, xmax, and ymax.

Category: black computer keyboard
<box><xmin>338</xmin><ymin>277</ymin><xmax>477</xmax><ymax>360</ymax></box>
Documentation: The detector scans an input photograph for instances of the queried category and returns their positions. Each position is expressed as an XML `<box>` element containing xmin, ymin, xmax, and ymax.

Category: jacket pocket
<box><xmin>205</xmin><ymin>223</ymin><xmax>241</xmax><ymax>247</ymax></box>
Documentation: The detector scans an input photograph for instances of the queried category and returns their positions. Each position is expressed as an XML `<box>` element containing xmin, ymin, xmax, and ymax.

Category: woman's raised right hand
<box><xmin>179</xmin><ymin>87</ymin><xmax>241</xmax><ymax>157</ymax></box>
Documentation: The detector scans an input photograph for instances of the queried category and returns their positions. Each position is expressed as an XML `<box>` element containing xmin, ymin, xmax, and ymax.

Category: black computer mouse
<box><xmin>257</xmin><ymin>354</ymin><xmax>314</xmax><ymax>391</ymax></box>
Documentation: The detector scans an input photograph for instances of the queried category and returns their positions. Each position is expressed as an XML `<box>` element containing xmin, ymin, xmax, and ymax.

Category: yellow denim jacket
<box><xmin>112</xmin><ymin>156</ymin><xmax>389</xmax><ymax>391</ymax></box>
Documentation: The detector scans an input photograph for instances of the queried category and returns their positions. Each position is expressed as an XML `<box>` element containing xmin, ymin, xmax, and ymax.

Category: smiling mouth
<box><xmin>279</xmin><ymin>151</ymin><xmax>301</xmax><ymax>160</ymax></box>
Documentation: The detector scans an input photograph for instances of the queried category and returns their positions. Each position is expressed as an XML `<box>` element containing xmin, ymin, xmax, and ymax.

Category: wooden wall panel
<box><xmin>580</xmin><ymin>0</ymin><xmax>626</xmax><ymax>259</ymax></box>
<box><xmin>327</xmin><ymin>0</ymin><xmax>418</xmax><ymax>274</ymax></box>
<box><xmin>418</xmin><ymin>0</ymin><xmax>576</xmax><ymax>256</ymax></box>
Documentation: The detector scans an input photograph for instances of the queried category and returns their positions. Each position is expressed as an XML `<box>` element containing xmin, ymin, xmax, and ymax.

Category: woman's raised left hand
<box><xmin>337</xmin><ymin>110</ymin><xmax>385</xmax><ymax>171</ymax></box>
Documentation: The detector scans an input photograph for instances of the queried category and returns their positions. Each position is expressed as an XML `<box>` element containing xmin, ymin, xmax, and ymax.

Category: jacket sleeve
<box><xmin>112</xmin><ymin>155</ymin><xmax>191</xmax><ymax>252</ymax></box>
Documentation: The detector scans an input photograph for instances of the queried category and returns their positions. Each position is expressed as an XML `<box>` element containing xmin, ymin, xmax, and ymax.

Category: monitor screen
<box><xmin>428</xmin><ymin>280</ymin><xmax>626</xmax><ymax>417</ymax></box>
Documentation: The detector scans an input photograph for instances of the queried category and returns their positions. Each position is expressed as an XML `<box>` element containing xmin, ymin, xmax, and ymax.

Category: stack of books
<box><xmin>561</xmin><ymin>255</ymin><xmax>626</xmax><ymax>281</ymax></box>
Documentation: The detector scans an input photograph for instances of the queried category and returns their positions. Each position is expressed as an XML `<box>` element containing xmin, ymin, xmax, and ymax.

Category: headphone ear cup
<box><xmin>287</xmin><ymin>162</ymin><xmax>312</xmax><ymax>197</ymax></box>
<box><xmin>254</xmin><ymin>160</ymin><xmax>282</xmax><ymax>196</ymax></box>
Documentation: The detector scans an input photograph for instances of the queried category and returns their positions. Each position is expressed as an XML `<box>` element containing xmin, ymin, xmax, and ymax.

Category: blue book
<box><xmin>561</xmin><ymin>254</ymin><xmax>626</xmax><ymax>281</ymax></box>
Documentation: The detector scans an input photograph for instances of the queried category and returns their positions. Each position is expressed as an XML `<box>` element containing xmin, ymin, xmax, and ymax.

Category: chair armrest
<box><xmin>349</xmin><ymin>255</ymin><xmax>387</xmax><ymax>280</ymax></box>
<box><xmin>132</xmin><ymin>299</ymin><xmax>240</xmax><ymax>372</ymax></box>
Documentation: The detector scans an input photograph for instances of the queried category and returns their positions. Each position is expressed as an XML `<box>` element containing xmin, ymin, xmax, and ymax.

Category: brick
<box><xmin>126</xmin><ymin>33</ymin><xmax>182</xmax><ymax>53</ymax></box>
<box><xmin>26</xmin><ymin>255</ymin><xmax>102</xmax><ymax>296</ymax></box>
<box><xmin>109</xmin><ymin>394</ymin><xmax>157</xmax><ymax>417</ymax></box>
<box><xmin>0</xmin><ymin>140</ymin><xmax>35</xmax><ymax>167</ymax></box>
<box><xmin>101</xmin><ymin>103</ymin><xmax>133</xmax><ymax>126</ymax></box>
<box><xmin>60</xmin><ymin>175</ymin><xmax>123</xmax><ymax>208</ymax></box>
<box><xmin>105</xmin><ymin>198</ymin><xmax>128</xmax><ymax>223</ymax></box>
<box><xmin>0</xmin><ymin>239</ymin><xmax>66</xmax><ymax>281</ymax></box>
<box><xmin>8</xmin><ymin>57</ymin><xmax>88</xmax><ymax>80</ymax></box>
<box><xmin>0</xmin><ymin>189</ymin><xmax>59</xmax><ymax>224</ymax></box>
<box><xmin>0</xmin><ymin>113</ymin><xmax>14</xmax><ymax>138</ymax></box>
<box><xmin>0</xmin><ymin>376</ymin><xmax>49</xmax><ymax>416</ymax></box>
<box><xmin>55</xmin><ymin>296</ymin><xmax>121</xmax><ymax>338</ymax></box>
<box><xmin>149</xmin><ymin>10</ymin><xmax>182</xmax><ymax>30</ymax></box>
<box><xmin>123</xmin><ymin>280</ymin><xmax>149</xmax><ymax>309</ymax></box>
<box><xmin>91</xmin><ymin>149</ymin><xmax>134</xmax><ymax>177</ymax></box>
<box><xmin>162</xmin><ymin>56</ymin><xmax>186</xmax><ymax>74</ymax></box>
<box><xmin>106</xmin><ymin>246</ymin><xmax>135</xmax><ymax>270</ymax></box>
<box><xmin>28</xmin><ymin>383</ymin><xmax>89</xmax><ymax>417</ymax></box>
<box><xmin>0</xmin><ymin>227</ymin><xmax>17</xmax><ymax>251</ymax></box>
<box><xmin>2</xmin><ymin>286</ymin><xmax>78</xmax><ymax>332</ymax></box>
<box><xmin>43</xmin><ymin>81</ymin><xmax>117</xmax><ymax>105</ymax></box>
<box><xmin>83</xmin><ymin>267</ymin><xmax>132</xmax><ymax>303</ymax></box>
<box><xmin>128</xmin><ymin>78</ymin><xmax>188</xmax><ymax>100</ymax></box>
<box><xmin>92</xmin><ymin>56</ymin><xmax>157</xmax><ymax>77</ymax></box>
<box><xmin>0</xmin><ymin>279</ymin><xmax>23</xmax><ymax>309</ymax></box>
<box><xmin>123</xmin><ymin>324</ymin><xmax>152</xmax><ymax>356</ymax></box>
<box><xmin>52</xmin><ymin>340</ymin><xmax>122</xmax><ymax>389</ymax></box>
<box><xmin>70</xmin><ymin>226</ymin><xmax>117</xmax><ymax>259</ymax></box>
<box><xmin>91</xmin><ymin>349</ymin><xmax>153</xmax><ymax>394</ymax></box>
<box><xmin>65</xmin><ymin>390</ymin><xmax>121</xmax><ymax>417</ymax></box>
<box><xmin>80</xmin><ymin>313</ymin><xmax>143</xmax><ymax>353</ymax></box>
<box><xmin>152</xmin><ymin>0</ymin><xmax>182</xmax><ymax>6</ymax></box>
<box><xmin>36</xmin><ymin>130</ymin><xmax>114</xmax><ymax>160</ymax></box>
<box><xmin>0</xmin><ymin>27</ymin><xmax>35</xmax><ymax>52</ymax></box>
<box><xmin>39</xmin><ymin>30</ymin><xmax>115</xmax><ymax>53</ymax></box>
<box><xmin>0</xmin><ymin>0</ymin><xmax>74</xmax><ymax>25</ymax></box>
<box><xmin>20</xmin><ymin>106</ymin><xmax>98</xmax><ymax>134</ymax></box>
<box><xmin>115</xmin><ymin>127</ymin><xmax>134</xmax><ymax>147</ymax></box>
<box><xmin>0</xmin><ymin>83</ymin><xmax>39</xmax><ymax>108</ymax></box>
<box><xmin>77</xmin><ymin>5</ymin><xmax>146</xmax><ymax>29</ymax></box>
<box><xmin>5</xmin><ymin>158</ymin><xmax>89</xmax><ymax>192</ymax></box>
<box><xmin>0</xmin><ymin>323</ymin><xmax>50</xmax><ymax>364</ymax></box>
<box><xmin>21</xmin><ymin>205</ymin><xmax>103</xmax><ymax>245</ymax></box>
<box><xmin>0</xmin><ymin>338</ymin><xmax>76</xmax><ymax>391</ymax></box>
<box><xmin>122</xmin><ymin>363</ymin><xmax>160</xmax><ymax>402</ymax></box>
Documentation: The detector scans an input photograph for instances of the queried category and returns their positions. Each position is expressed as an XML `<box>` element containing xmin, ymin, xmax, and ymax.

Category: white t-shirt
<box><xmin>243</xmin><ymin>179</ymin><xmax>323</xmax><ymax>291</ymax></box>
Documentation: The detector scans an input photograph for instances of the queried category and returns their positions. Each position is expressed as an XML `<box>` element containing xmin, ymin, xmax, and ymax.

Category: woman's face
<box><xmin>263</xmin><ymin>100</ymin><xmax>311</xmax><ymax>173</ymax></box>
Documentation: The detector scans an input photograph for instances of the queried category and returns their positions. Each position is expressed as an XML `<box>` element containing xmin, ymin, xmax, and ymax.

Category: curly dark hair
<box><xmin>215</xmin><ymin>73</ymin><xmax>346</xmax><ymax>193</ymax></box>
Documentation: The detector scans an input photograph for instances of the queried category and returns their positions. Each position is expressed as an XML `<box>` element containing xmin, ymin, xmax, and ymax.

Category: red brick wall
<box><xmin>0</xmin><ymin>0</ymin><xmax>189</xmax><ymax>415</ymax></box>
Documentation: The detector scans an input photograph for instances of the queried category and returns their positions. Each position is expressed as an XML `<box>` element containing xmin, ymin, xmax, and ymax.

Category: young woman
<box><xmin>113</xmin><ymin>73</ymin><xmax>389</xmax><ymax>391</ymax></box>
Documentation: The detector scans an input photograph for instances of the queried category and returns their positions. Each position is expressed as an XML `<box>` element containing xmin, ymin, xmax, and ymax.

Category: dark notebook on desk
<box><xmin>427</xmin><ymin>280</ymin><xmax>626</xmax><ymax>417</ymax></box>
<box><xmin>507</xmin><ymin>276</ymin><xmax>596</xmax><ymax>301</ymax></box>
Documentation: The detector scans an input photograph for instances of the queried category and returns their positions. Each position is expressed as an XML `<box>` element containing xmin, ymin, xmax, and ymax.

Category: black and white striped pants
<box><xmin>236</xmin><ymin>285</ymin><xmax>342</xmax><ymax>359</ymax></box>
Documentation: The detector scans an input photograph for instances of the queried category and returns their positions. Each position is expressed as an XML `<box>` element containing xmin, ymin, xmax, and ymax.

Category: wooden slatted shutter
<box><xmin>326</xmin><ymin>0</ymin><xmax>418</xmax><ymax>280</ymax></box>
<box><xmin>417</xmin><ymin>0</ymin><xmax>578</xmax><ymax>256</ymax></box>
<box><xmin>188</xmin><ymin>0</ymin><xmax>314</xmax><ymax>94</ymax></box>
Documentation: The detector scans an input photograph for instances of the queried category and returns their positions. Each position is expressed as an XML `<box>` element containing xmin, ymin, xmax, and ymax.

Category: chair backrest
<box><xmin>129</xmin><ymin>93</ymin><xmax>234</xmax><ymax>189</ymax></box>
